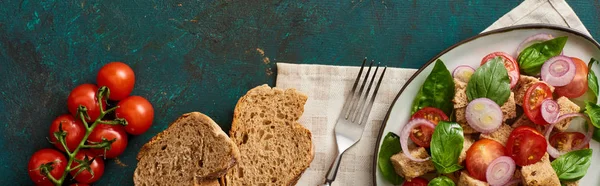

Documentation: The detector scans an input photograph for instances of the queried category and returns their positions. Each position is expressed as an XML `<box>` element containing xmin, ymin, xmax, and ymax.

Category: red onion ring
<box><xmin>515</xmin><ymin>33</ymin><xmax>554</xmax><ymax>57</ymax></box>
<box><xmin>486</xmin><ymin>156</ymin><xmax>516</xmax><ymax>186</ymax></box>
<box><xmin>465</xmin><ymin>98</ymin><xmax>503</xmax><ymax>133</ymax></box>
<box><xmin>544</xmin><ymin>113</ymin><xmax>593</xmax><ymax>158</ymax></box>
<box><xmin>400</xmin><ymin>118</ymin><xmax>435</xmax><ymax>162</ymax></box>
<box><xmin>541</xmin><ymin>99</ymin><xmax>560</xmax><ymax>124</ymax></box>
<box><xmin>541</xmin><ymin>56</ymin><xmax>576</xmax><ymax>87</ymax></box>
<box><xmin>452</xmin><ymin>65</ymin><xmax>475</xmax><ymax>83</ymax></box>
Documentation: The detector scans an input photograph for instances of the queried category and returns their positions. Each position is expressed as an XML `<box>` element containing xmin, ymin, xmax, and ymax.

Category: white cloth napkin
<box><xmin>275</xmin><ymin>0</ymin><xmax>590</xmax><ymax>185</ymax></box>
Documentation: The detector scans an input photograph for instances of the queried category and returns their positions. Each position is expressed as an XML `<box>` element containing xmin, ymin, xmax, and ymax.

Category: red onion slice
<box><xmin>486</xmin><ymin>156</ymin><xmax>516</xmax><ymax>186</ymax></box>
<box><xmin>541</xmin><ymin>56</ymin><xmax>576</xmax><ymax>86</ymax></box>
<box><xmin>465</xmin><ymin>98</ymin><xmax>503</xmax><ymax>133</ymax></box>
<box><xmin>544</xmin><ymin>113</ymin><xmax>593</xmax><ymax>158</ymax></box>
<box><xmin>400</xmin><ymin>118</ymin><xmax>435</xmax><ymax>162</ymax></box>
<box><xmin>453</xmin><ymin>65</ymin><xmax>475</xmax><ymax>83</ymax></box>
<box><xmin>515</xmin><ymin>33</ymin><xmax>554</xmax><ymax>57</ymax></box>
<box><xmin>541</xmin><ymin>99</ymin><xmax>560</xmax><ymax>124</ymax></box>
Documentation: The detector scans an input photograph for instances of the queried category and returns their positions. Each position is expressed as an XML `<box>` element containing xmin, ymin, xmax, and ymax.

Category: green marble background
<box><xmin>1</xmin><ymin>0</ymin><xmax>599</xmax><ymax>185</ymax></box>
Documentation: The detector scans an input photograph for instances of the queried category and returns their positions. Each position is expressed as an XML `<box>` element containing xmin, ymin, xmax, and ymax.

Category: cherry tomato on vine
<box><xmin>116</xmin><ymin>96</ymin><xmax>154</xmax><ymax>135</ymax></box>
<box><xmin>67</xmin><ymin>84</ymin><xmax>106</xmax><ymax>122</ymax></box>
<box><xmin>69</xmin><ymin>150</ymin><xmax>105</xmax><ymax>184</ymax></box>
<box><xmin>97</xmin><ymin>62</ymin><xmax>135</xmax><ymax>101</ymax></box>
<box><xmin>88</xmin><ymin>124</ymin><xmax>128</xmax><ymax>158</ymax></box>
<box><xmin>28</xmin><ymin>149</ymin><xmax>67</xmax><ymax>186</ymax></box>
<box><xmin>49</xmin><ymin>114</ymin><xmax>86</xmax><ymax>153</ymax></box>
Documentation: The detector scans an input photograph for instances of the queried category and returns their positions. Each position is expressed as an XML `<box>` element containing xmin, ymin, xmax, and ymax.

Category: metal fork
<box><xmin>322</xmin><ymin>59</ymin><xmax>387</xmax><ymax>186</ymax></box>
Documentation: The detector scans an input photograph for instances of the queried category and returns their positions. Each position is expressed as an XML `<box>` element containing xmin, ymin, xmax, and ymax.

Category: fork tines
<box><xmin>341</xmin><ymin>59</ymin><xmax>387</xmax><ymax>125</ymax></box>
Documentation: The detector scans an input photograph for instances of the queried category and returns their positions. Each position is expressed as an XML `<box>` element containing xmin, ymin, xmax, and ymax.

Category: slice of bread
<box><xmin>134</xmin><ymin>112</ymin><xmax>240</xmax><ymax>186</ymax></box>
<box><xmin>224</xmin><ymin>84</ymin><xmax>314</xmax><ymax>186</ymax></box>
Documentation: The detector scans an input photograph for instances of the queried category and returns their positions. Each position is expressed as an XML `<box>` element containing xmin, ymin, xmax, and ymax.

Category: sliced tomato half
<box><xmin>506</xmin><ymin>126</ymin><xmax>548</xmax><ymax>166</ymax></box>
<box><xmin>550</xmin><ymin>132</ymin><xmax>589</xmax><ymax>152</ymax></box>
<box><xmin>481</xmin><ymin>52</ymin><xmax>520</xmax><ymax>88</ymax></box>
<box><xmin>409</xmin><ymin>107</ymin><xmax>449</xmax><ymax>148</ymax></box>
<box><xmin>465</xmin><ymin>138</ymin><xmax>506</xmax><ymax>181</ymax></box>
<box><xmin>523</xmin><ymin>82</ymin><xmax>553</xmax><ymax>125</ymax></box>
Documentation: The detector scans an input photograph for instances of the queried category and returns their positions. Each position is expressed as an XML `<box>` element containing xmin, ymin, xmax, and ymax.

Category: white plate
<box><xmin>373</xmin><ymin>24</ymin><xmax>600</xmax><ymax>186</ymax></box>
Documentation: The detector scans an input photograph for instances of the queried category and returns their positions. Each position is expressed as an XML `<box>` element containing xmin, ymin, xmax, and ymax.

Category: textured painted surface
<box><xmin>0</xmin><ymin>0</ymin><xmax>598</xmax><ymax>185</ymax></box>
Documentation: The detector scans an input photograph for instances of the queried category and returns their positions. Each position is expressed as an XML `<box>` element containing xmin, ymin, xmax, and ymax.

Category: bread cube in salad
<box><xmin>458</xmin><ymin>171</ymin><xmax>489</xmax><ymax>186</ymax></box>
<box><xmin>520</xmin><ymin>153</ymin><xmax>560</xmax><ymax>186</ymax></box>
<box><xmin>390</xmin><ymin>147</ymin><xmax>435</xmax><ymax>181</ymax></box>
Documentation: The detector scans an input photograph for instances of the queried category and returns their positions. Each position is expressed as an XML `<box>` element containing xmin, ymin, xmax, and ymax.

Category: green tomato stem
<box><xmin>49</xmin><ymin>86</ymin><xmax>117</xmax><ymax>186</ymax></box>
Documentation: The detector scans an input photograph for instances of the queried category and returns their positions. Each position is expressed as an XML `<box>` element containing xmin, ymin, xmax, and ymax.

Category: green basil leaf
<box><xmin>551</xmin><ymin>149</ymin><xmax>593</xmax><ymax>182</ymax></box>
<box><xmin>411</xmin><ymin>59</ymin><xmax>455</xmax><ymax>116</ymax></box>
<box><xmin>431</xmin><ymin>121</ymin><xmax>464</xmax><ymax>174</ymax></box>
<box><xmin>466</xmin><ymin>57</ymin><xmax>511</xmax><ymax>105</ymax></box>
<box><xmin>377</xmin><ymin>132</ymin><xmax>404</xmax><ymax>184</ymax></box>
<box><xmin>588</xmin><ymin>58</ymin><xmax>599</xmax><ymax>103</ymax></box>
<box><xmin>585</xmin><ymin>102</ymin><xmax>600</xmax><ymax>128</ymax></box>
<box><xmin>518</xmin><ymin>36</ymin><xmax>568</xmax><ymax>75</ymax></box>
<box><xmin>593</xmin><ymin>127</ymin><xmax>600</xmax><ymax>143</ymax></box>
<box><xmin>428</xmin><ymin>176</ymin><xmax>456</xmax><ymax>186</ymax></box>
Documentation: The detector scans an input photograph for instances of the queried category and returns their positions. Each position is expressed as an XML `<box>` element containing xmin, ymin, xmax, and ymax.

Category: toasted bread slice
<box><xmin>224</xmin><ymin>85</ymin><xmax>313</xmax><ymax>186</ymax></box>
<box><xmin>134</xmin><ymin>112</ymin><xmax>240</xmax><ymax>186</ymax></box>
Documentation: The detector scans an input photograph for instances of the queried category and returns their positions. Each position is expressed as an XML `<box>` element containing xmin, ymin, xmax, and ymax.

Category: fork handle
<box><xmin>323</xmin><ymin>152</ymin><xmax>343</xmax><ymax>185</ymax></box>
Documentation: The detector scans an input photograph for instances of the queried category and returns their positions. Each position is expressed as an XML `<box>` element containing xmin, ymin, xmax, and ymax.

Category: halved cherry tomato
<box><xmin>523</xmin><ymin>82</ymin><xmax>553</xmax><ymax>125</ymax></box>
<box><xmin>506</xmin><ymin>126</ymin><xmax>547</xmax><ymax>166</ymax></box>
<box><xmin>49</xmin><ymin>114</ymin><xmax>86</xmax><ymax>153</ymax></box>
<box><xmin>466</xmin><ymin>138</ymin><xmax>506</xmax><ymax>181</ymax></box>
<box><xmin>481</xmin><ymin>52</ymin><xmax>520</xmax><ymax>88</ymax></box>
<box><xmin>69</xmin><ymin>150</ymin><xmax>105</xmax><ymax>184</ymax></box>
<box><xmin>88</xmin><ymin>124</ymin><xmax>128</xmax><ymax>158</ymax></box>
<box><xmin>28</xmin><ymin>149</ymin><xmax>67</xmax><ymax>186</ymax></box>
<box><xmin>97</xmin><ymin>62</ymin><xmax>135</xmax><ymax>101</ymax></box>
<box><xmin>67</xmin><ymin>84</ymin><xmax>106</xmax><ymax>122</ymax></box>
<box><xmin>402</xmin><ymin>177</ymin><xmax>428</xmax><ymax>186</ymax></box>
<box><xmin>116</xmin><ymin>96</ymin><xmax>154</xmax><ymax>135</ymax></box>
<box><xmin>409</xmin><ymin>107</ymin><xmax>448</xmax><ymax>148</ymax></box>
<box><xmin>554</xmin><ymin>57</ymin><xmax>588</xmax><ymax>98</ymax></box>
<box><xmin>550</xmin><ymin>132</ymin><xmax>589</xmax><ymax>152</ymax></box>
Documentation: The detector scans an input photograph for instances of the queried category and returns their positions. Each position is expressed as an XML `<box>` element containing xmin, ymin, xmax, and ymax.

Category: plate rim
<box><xmin>371</xmin><ymin>23</ymin><xmax>600</xmax><ymax>185</ymax></box>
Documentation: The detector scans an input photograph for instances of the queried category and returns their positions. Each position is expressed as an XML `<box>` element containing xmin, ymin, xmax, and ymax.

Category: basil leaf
<box><xmin>377</xmin><ymin>132</ymin><xmax>404</xmax><ymax>184</ymax></box>
<box><xmin>431</xmin><ymin>121</ymin><xmax>464</xmax><ymax>174</ymax></box>
<box><xmin>411</xmin><ymin>59</ymin><xmax>455</xmax><ymax>116</ymax></box>
<box><xmin>593</xmin><ymin>127</ymin><xmax>600</xmax><ymax>143</ymax></box>
<box><xmin>466</xmin><ymin>57</ymin><xmax>511</xmax><ymax>105</ymax></box>
<box><xmin>584</xmin><ymin>102</ymin><xmax>600</xmax><ymax>128</ymax></box>
<box><xmin>518</xmin><ymin>36</ymin><xmax>568</xmax><ymax>75</ymax></box>
<box><xmin>588</xmin><ymin>58</ymin><xmax>599</xmax><ymax>103</ymax></box>
<box><xmin>551</xmin><ymin>149</ymin><xmax>593</xmax><ymax>181</ymax></box>
<box><xmin>428</xmin><ymin>176</ymin><xmax>455</xmax><ymax>186</ymax></box>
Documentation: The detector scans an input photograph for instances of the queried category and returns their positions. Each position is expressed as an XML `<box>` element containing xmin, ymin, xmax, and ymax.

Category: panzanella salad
<box><xmin>379</xmin><ymin>34</ymin><xmax>600</xmax><ymax>186</ymax></box>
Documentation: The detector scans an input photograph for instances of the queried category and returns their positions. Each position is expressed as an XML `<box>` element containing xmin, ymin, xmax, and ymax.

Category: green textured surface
<box><xmin>1</xmin><ymin>0</ymin><xmax>599</xmax><ymax>185</ymax></box>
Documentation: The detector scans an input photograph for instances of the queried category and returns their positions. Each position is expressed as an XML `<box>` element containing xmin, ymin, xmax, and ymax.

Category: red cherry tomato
<box><xmin>116</xmin><ymin>96</ymin><xmax>154</xmax><ymax>135</ymax></box>
<box><xmin>49</xmin><ymin>114</ymin><xmax>86</xmax><ymax>152</ymax></box>
<box><xmin>554</xmin><ymin>57</ymin><xmax>588</xmax><ymax>98</ymax></box>
<box><xmin>402</xmin><ymin>177</ymin><xmax>429</xmax><ymax>186</ymax></box>
<box><xmin>88</xmin><ymin>124</ymin><xmax>128</xmax><ymax>158</ymax></box>
<box><xmin>69</xmin><ymin>150</ymin><xmax>105</xmax><ymax>184</ymax></box>
<box><xmin>466</xmin><ymin>139</ymin><xmax>506</xmax><ymax>181</ymax></box>
<box><xmin>550</xmin><ymin>132</ymin><xmax>589</xmax><ymax>152</ymax></box>
<box><xmin>67</xmin><ymin>84</ymin><xmax>106</xmax><ymax>122</ymax></box>
<box><xmin>409</xmin><ymin>107</ymin><xmax>448</xmax><ymax>148</ymax></box>
<box><xmin>97</xmin><ymin>62</ymin><xmax>135</xmax><ymax>100</ymax></box>
<box><xmin>506</xmin><ymin>126</ymin><xmax>548</xmax><ymax>166</ymax></box>
<box><xmin>481</xmin><ymin>52</ymin><xmax>520</xmax><ymax>88</ymax></box>
<box><xmin>523</xmin><ymin>82</ymin><xmax>553</xmax><ymax>125</ymax></box>
<box><xmin>28</xmin><ymin>149</ymin><xmax>67</xmax><ymax>186</ymax></box>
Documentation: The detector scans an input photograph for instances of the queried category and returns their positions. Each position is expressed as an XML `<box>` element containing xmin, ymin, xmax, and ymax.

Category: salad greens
<box><xmin>518</xmin><ymin>36</ymin><xmax>568</xmax><ymax>75</ymax></box>
<box><xmin>428</xmin><ymin>176</ymin><xmax>455</xmax><ymax>186</ymax></box>
<box><xmin>585</xmin><ymin>102</ymin><xmax>600</xmax><ymax>128</ymax></box>
<box><xmin>466</xmin><ymin>57</ymin><xmax>511</xmax><ymax>106</ymax></box>
<box><xmin>430</xmin><ymin>121</ymin><xmax>464</xmax><ymax>174</ymax></box>
<box><xmin>588</xmin><ymin>58</ymin><xmax>599</xmax><ymax>103</ymax></box>
<box><xmin>411</xmin><ymin>59</ymin><xmax>455</xmax><ymax>116</ymax></box>
<box><xmin>551</xmin><ymin>149</ymin><xmax>593</xmax><ymax>182</ymax></box>
<box><xmin>377</xmin><ymin>132</ymin><xmax>404</xmax><ymax>184</ymax></box>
